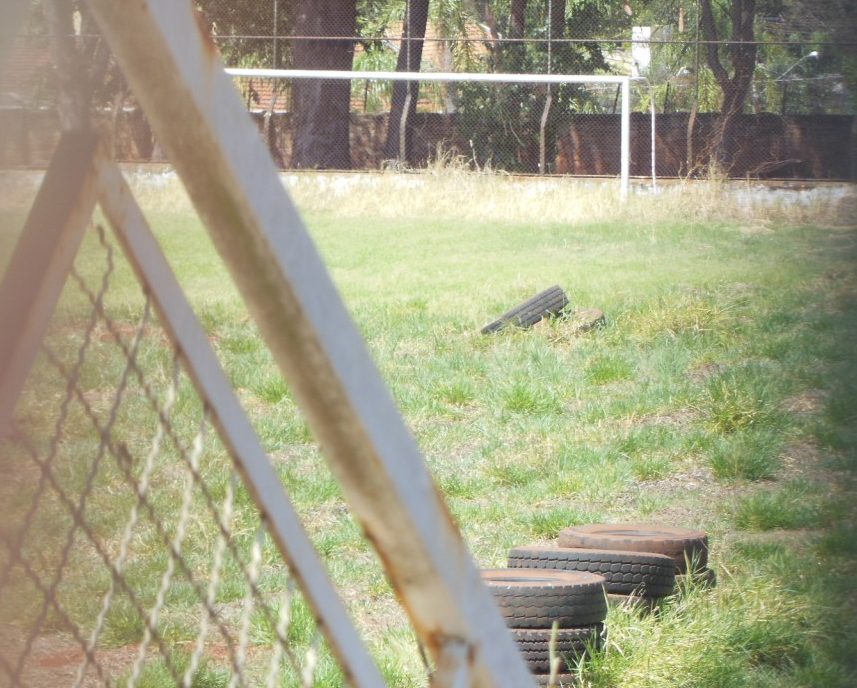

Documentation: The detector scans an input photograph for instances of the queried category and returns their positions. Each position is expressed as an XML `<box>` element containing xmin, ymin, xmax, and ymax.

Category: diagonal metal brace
<box><xmin>94</xmin><ymin>157</ymin><xmax>386</xmax><ymax>688</ymax></box>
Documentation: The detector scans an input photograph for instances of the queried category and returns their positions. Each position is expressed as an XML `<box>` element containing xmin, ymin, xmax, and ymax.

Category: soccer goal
<box><xmin>226</xmin><ymin>67</ymin><xmax>647</xmax><ymax>198</ymax></box>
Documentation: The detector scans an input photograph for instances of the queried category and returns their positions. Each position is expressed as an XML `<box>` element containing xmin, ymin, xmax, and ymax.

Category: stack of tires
<box><xmin>481</xmin><ymin>568</ymin><xmax>607</xmax><ymax>685</ymax></box>
<box><xmin>482</xmin><ymin>524</ymin><xmax>713</xmax><ymax>683</ymax></box>
<box><xmin>557</xmin><ymin>523</ymin><xmax>715</xmax><ymax>599</ymax></box>
<box><xmin>510</xmin><ymin>524</ymin><xmax>713</xmax><ymax>611</ymax></box>
<box><xmin>508</xmin><ymin>545</ymin><xmax>676</xmax><ymax>610</ymax></box>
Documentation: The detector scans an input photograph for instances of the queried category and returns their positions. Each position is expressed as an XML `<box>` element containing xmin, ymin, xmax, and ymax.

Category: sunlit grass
<box><xmin>1</xmin><ymin>171</ymin><xmax>855</xmax><ymax>686</ymax></box>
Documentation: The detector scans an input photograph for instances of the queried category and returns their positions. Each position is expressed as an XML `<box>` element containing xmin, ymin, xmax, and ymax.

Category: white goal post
<box><xmin>225</xmin><ymin>68</ymin><xmax>646</xmax><ymax>198</ymax></box>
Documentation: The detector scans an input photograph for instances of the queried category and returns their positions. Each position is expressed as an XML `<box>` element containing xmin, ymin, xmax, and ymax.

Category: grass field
<box><xmin>2</xmin><ymin>171</ymin><xmax>856</xmax><ymax>687</ymax></box>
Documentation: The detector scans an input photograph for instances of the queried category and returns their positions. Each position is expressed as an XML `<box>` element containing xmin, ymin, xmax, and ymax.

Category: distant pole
<box><xmin>650</xmin><ymin>81</ymin><xmax>657</xmax><ymax>191</ymax></box>
<box><xmin>272</xmin><ymin>0</ymin><xmax>278</xmax><ymax>68</ymax></box>
<box><xmin>621</xmin><ymin>77</ymin><xmax>630</xmax><ymax>199</ymax></box>
<box><xmin>694</xmin><ymin>0</ymin><xmax>701</xmax><ymax>105</ymax></box>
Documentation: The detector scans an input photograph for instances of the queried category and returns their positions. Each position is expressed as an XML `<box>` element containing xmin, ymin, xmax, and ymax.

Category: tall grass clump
<box><xmin>701</xmin><ymin>364</ymin><xmax>786</xmax><ymax>434</ymax></box>
<box><xmin>731</xmin><ymin>481</ymin><xmax>834</xmax><ymax>531</ymax></box>
<box><xmin>709</xmin><ymin>429</ymin><xmax>783</xmax><ymax>481</ymax></box>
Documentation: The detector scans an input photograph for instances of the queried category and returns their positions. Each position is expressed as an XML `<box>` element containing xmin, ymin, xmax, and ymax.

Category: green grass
<box><xmin>709</xmin><ymin>429</ymin><xmax>783</xmax><ymax>480</ymax></box>
<box><xmin>1</xmin><ymin>172</ymin><xmax>856</xmax><ymax>686</ymax></box>
<box><xmin>731</xmin><ymin>481</ymin><xmax>837</xmax><ymax>531</ymax></box>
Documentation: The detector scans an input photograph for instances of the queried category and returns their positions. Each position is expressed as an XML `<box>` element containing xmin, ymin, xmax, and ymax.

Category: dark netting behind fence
<box><xmin>2</xmin><ymin>1</ymin><xmax>854</xmax><ymax>178</ymax></box>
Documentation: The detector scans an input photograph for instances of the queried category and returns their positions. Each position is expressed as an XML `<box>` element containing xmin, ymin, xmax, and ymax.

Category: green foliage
<box><xmin>454</xmin><ymin>1</ymin><xmax>617</xmax><ymax>172</ymax></box>
<box><xmin>102</xmin><ymin>598</ymin><xmax>146</xmax><ymax>647</ymax></box>
<box><xmin>197</xmin><ymin>0</ymin><xmax>289</xmax><ymax>68</ymax></box>
<box><xmin>352</xmin><ymin>47</ymin><xmax>398</xmax><ymax>113</ymax></box>
<box><xmin>709</xmin><ymin>429</ymin><xmax>783</xmax><ymax>481</ymax></box>
<box><xmin>120</xmin><ymin>653</ymin><xmax>229</xmax><ymax>688</ymax></box>
<box><xmin>524</xmin><ymin>506</ymin><xmax>593</xmax><ymax>538</ymax></box>
<box><xmin>731</xmin><ymin>481</ymin><xmax>833</xmax><ymax>531</ymax></box>
<box><xmin>585</xmin><ymin>354</ymin><xmax>634</xmax><ymax>384</ymax></box>
<box><xmin>702</xmin><ymin>365</ymin><xmax>785</xmax><ymax>434</ymax></box>
<box><xmin>499</xmin><ymin>379</ymin><xmax>563</xmax><ymax>415</ymax></box>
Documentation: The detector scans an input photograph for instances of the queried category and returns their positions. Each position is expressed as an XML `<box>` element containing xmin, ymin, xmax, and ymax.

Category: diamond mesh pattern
<box><xmin>0</xmin><ymin>224</ymin><xmax>330</xmax><ymax>687</ymax></box>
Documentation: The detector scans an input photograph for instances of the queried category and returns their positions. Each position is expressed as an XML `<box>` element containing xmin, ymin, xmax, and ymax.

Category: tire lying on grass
<box><xmin>508</xmin><ymin>546</ymin><xmax>676</xmax><ymax>598</ymax></box>
<box><xmin>513</xmin><ymin>624</ymin><xmax>604</xmax><ymax>674</ymax></box>
<box><xmin>480</xmin><ymin>569</ymin><xmax>608</xmax><ymax>628</ymax></box>
<box><xmin>481</xmin><ymin>285</ymin><xmax>570</xmax><ymax>334</ymax></box>
<box><xmin>557</xmin><ymin>523</ymin><xmax>709</xmax><ymax>574</ymax></box>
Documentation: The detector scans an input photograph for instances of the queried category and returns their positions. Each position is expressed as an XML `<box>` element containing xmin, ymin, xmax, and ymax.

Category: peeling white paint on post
<box><xmin>83</xmin><ymin>1</ymin><xmax>535</xmax><ymax>685</ymax></box>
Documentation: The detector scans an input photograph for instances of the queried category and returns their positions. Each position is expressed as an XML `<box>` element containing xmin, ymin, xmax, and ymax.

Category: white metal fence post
<box><xmin>83</xmin><ymin>1</ymin><xmax>535</xmax><ymax>685</ymax></box>
<box><xmin>621</xmin><ymin>77</ymin><xmax>631</xmax><ymax>200</ymax></box>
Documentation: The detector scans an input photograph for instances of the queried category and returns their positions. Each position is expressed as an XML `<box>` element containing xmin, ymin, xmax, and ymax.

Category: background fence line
<box><xmin>1</xmin><ymin>1</ymin><xmax>855</xmax><ymax>177</ymax></box>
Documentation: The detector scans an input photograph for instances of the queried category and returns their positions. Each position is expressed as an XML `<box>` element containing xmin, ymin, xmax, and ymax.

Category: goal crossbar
<box><xmin>225</xmin><ymin>67</ymin><xmax>638</xmax><ymax>86</ymax></box>
<box><xmin>226</xmin><ymin>68</ymin><xmax>639</xmax><ymax>196</ymax></box>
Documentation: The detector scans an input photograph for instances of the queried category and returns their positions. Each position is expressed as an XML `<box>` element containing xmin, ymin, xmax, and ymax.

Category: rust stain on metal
<box><xmin>360</xmin><ymin>524</ymin><xmax>442</xmax><ymax>659</ymax></box>
<box><xmin>428</xmin><ymin>633</ymin><xmax>477</xmax><ymax>687</ymax></box>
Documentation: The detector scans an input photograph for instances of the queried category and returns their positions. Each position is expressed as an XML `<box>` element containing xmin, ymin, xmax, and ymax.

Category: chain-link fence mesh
<box><xmin>1</xmin><ymin>1</ymin><xmax>855</xmax><ymax>177</ymax></box>
<box><xmin>0</xmin><ymin>221</ymin><xmax>364</xmax><ymax>687</ymax></box>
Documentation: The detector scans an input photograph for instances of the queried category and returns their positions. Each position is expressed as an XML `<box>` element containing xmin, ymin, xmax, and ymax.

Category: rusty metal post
<box><xmin>82</xmin><ymin>1</ymin><xmax>534</xmax><ymax>685</ymax></box>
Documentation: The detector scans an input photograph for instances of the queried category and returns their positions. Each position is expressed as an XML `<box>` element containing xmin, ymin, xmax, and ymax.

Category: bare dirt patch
<box><xmin>0</xmin><ymin>625</ymin><xmax>139</xmax><ymax>688</ymax></box>
<box><xmin>688</xmin><ymin>362</ymin><xmax>728</xmax><ymax>383</ymax></box>
<box><xmin>781</xmin><ymin>390</ymin><xmax>827</xmax><ymax>416</ymax></box>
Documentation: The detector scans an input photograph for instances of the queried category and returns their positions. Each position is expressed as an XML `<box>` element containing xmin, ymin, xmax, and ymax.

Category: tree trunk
<box><xmin>383</xmin><ymin>0</ymin><xmax>430</xmax><ymax>163</ymax></box>
<box><xmin>549</xmin><ymin>0</ymin><xmax>567</xmax><ymax>67</ymax></box>
<box><xmin>506</xmin><ymin>0</ymin><xmax>527</xmax><ymax>71</ymax></box>
<box><xmin>510</xmin><ymin>0</ymin><xmax>526</xmax><ymax>39</ymax></box>
<box><xmin>289</xmin><ymin>0</ymin><xmax>355</xmax><ymax>169</ymax></box>
<box><xmin>699</xmin><ymin>0</ymin><xmax>757</xmax><ymax>171</ymax></box>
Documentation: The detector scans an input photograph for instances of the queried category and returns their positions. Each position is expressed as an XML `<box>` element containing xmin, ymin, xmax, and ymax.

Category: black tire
<box><xmin>481</xmin><ymin>286</ymin><xmax>570</xmax><ymax>334</ymax></box>
<box><xmin>481</xmin><ymin>569</ymin><xmax>608</xmax><ymax>629</ymax></box>
<box><xmin>557</xmin><ymin>523</ymin><xmax>709</xmax><ymax>574</ymax></box>
<box><xmin>513</xmin><ymin>625</ymin><xmax>604</xmax><ymax>674</ymax></box>
<box><xmin>508</xmin><ymin>546</ymin><xmax>676</xmax><ymax>598</ymax></box>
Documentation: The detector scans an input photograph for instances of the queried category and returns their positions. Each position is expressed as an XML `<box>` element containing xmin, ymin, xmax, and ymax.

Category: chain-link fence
<box><xmin>0</xmin><ymin>125</ymin><xmax>441</xmax><ymax>685</ymax></box>
<box><xmin>0</xmin><ymin>220</ymin><xmax>351</xmax><ymax>686</ymax></box>
<box><xmin>1</xmin><ymin>1</ymin><xmax>855</xmax><ymax>177</ymax></box>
